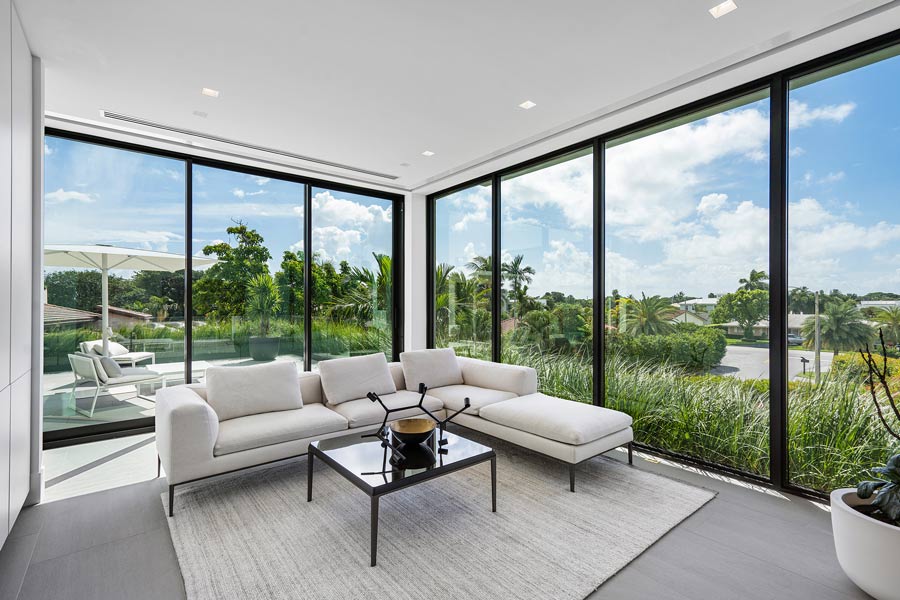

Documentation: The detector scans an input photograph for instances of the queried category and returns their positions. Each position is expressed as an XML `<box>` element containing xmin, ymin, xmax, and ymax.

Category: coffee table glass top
<box><xmin>310</xmin><ymin>428</ymin><xmax>494</xmax><ymax>493</ymax></box>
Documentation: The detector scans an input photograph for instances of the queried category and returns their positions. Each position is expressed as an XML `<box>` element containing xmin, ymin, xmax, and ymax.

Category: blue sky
<box><xmin>437</xmin><ymin>49</ymin><xmax>900</xmax><ymax>300</ymax></box>
<box><xmin>44</xmin><ymin>140</ymin><xmax>394</xmax><ymax>276</ymax></box>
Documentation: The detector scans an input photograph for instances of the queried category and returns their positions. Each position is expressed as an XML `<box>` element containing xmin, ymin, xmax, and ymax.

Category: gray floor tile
<box><xmin>7</xmin><ymin>507</ymin><xmax>43</xmax><ymax>541</ymax></box>
<box><xmin>0</xmin><ymin>534</ymin><xmax>37</xmax><ymax>600</ymax></box>
<box><xmin>30</xmin><ymin>479</ymin><xmax>168</xmax><ymax>564</ymax></box>
<box><xmin>18</xmin><ymin>528</ymin><xmax>183</xmax><ymax>600</ymax></box>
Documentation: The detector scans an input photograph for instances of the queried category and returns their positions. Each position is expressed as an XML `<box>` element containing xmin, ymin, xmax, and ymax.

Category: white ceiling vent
<box><xmin>100</xmin><ymin>110</ymin><xmax>399</xmax><ymax>180</ymax></box>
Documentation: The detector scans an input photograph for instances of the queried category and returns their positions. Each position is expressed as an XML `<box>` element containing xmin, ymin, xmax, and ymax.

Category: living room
<box><xmin>2</xmin><ymin>1</ymin><xmax>900</xmax><ymax>599</ymax></box>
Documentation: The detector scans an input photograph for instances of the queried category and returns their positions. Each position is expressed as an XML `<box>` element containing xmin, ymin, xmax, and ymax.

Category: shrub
<box><xmin>605</xmin><ymin>327</ymin><xmax>726</xmax><ymax>370</ymax></box>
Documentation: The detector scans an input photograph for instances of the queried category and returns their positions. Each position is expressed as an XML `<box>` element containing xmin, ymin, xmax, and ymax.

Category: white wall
<box><xmin>403</xmin><ymin>193</ymin><xmax>427</xmax><ymax>351</ymax></box>
<box><xmin>0</xmin><ymin>0</ymin><xmax>35</xmax><ymax>550</ymax></box>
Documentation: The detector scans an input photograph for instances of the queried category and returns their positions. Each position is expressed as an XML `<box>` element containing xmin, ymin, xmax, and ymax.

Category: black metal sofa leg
<box><xmin>628</xmin><ymin>442</ymin><xmax>633</xmax><ymax>465</ymax></box>
<box><xmin>569</xmin><ymin>464</ymin><xmax>576</xmax><ymax>492</ymax></box>
<box><xmin>168</xmin><ymin>485</ymin><xmax>175</xmax><ymax>517</ymax></box>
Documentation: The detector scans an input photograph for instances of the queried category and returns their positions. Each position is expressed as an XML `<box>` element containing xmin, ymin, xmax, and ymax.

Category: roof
<box><xmin>680</xmin><ymin>297</ymin><xmax>719</xmax><ymax>306</ymax></box>
<box><xmin>96</xmin><ymin>305</ymin><xmax>153</xmax><ymax>320</ymax></box>
<box><xmin>44</xmin><ymin>304</ymin><xmax>100</xmax><ymax>325</ymax></box>
<box><xmin>719</xmin><ymin>314</ymin><xmax>817</xmax><ymax>329</ymax></box>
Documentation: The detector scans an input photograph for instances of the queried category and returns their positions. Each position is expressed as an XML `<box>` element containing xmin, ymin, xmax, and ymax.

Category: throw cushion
<box><xmin>399</xmin><ymin>348</ymin><xmax>464</xmax><ymax>392</ymax></box>
<box><xmin>317</xmin><ymin>353</ymin><xmax>396</xmax><ymax>405</ymax></box>
<box><xmin>99</xmin><ymin>356</ymin><xmax>123</xmax><ymax>379</ymax></box>
<box><xmin>205</xmin><ymin>361</ymin><xmax>303</xmax><ymax>421</ymax></box>
<box><xmin>88</xmin><ymin>340</ymin><xmax>130</xmax><ymax>357</ymax></box>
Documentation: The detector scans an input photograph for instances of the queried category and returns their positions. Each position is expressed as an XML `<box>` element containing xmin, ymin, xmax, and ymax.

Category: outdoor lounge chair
<box><xmin>79</xmin><ymin>340</ymin><xmax>156</xmax><ymax>367</ymax></box>
<box><xmin>68</xmin><ymin>352</ymin><xmax>166</xmax><ymax>418</ymax></box>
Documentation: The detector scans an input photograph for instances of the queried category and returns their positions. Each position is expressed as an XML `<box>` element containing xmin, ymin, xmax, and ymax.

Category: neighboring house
<box><xmin>859</xmin><ymin>300</ymin><xmax>900</xmax><ymax>311</ymax></box>
<box><xmin>43</xmin><ymin>304</ymin><xmax>101</xmax><ymax>328</ymax></box>
<box><xmin>669</xmin><ymin>309</ymin><xmax>709</xmax><ymax>326</ymax></box>
<box><xmin>96</xmin><ymin>305</ymin><xmax>153</xmax><ymax>329</ymax></box>
<box><xmin>720</xmin><ymin>313</ymin><xmax>813</xmax><ymax>338</ymax></box>
<box><xmin>673</xmin><ymin>297</ymin><xmax>719</xmax><ymax>316</ymax></box>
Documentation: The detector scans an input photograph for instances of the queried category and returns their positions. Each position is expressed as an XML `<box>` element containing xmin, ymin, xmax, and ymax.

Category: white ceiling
<box><xmin>15</xmin><ymin>0</ymin><xmax>900</xmax><ymax>191</ymax></box>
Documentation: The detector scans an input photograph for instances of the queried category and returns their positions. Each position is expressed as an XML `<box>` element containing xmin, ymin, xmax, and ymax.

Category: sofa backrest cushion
<box><xmin>318</xmin><ymin>353</ymin><xmax>396</xmax><ymax>405</ymax></box>
<box><xmin>298</xmin><ymin>371</ymin><xmax>323</xmax><ymax>405</ymax></box>
<box><xmin>205</xmin><ymin>361</ymin><xmax>303</xmax><ymax>421</ymax></box>
<box><xmin>458</xmin><ymin>356</ymin><xmax>538</xmax><ymax>396</ymax></box>
<box><xmin>399</xmin><ymin>348</ymin><xmax>464</xmax><ymax>392</ymax></box>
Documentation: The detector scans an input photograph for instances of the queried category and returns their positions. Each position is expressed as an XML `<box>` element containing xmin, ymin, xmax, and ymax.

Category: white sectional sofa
<box><xmin>156</xmin><ymin>350</ymin><xmax>633</xmax><ymax>515</ymax></box>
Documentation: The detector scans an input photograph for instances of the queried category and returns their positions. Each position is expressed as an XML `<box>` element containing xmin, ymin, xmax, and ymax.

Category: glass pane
<box><xmin>433</xmin><ymin>182</ymin><xmax>493</xmax><ymax>360</ymax></box>
<box><xmin>788</xmin><ymin>48</ymin><xmax>900</xmax><ymax>492</ymax></box>
<box><xmin>310</xmin><ymin>187</ymin><xmax>394</xmax><ymax>363</ymax></box>
<box><xmin>499</xmin><ymin>150</ymin><xmax>593</xmax><ymax>402</ymax></box>
<box><xmin>42</xmin><ymin>136</ymin><xmax>186</xmax><ymax>433</ymax></box>
<box><xmin>191</xmin><ymin>166</ymin><xmax>304</xmax><ymax>369</ymax></box>
<box><xmin>604</xmin><ymin>93</ymin><xmax>771</xmax><ymax>476</ymax></box>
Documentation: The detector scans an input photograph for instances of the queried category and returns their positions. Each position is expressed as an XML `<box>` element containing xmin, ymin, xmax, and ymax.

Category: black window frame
<box><xmin>426</xmin><ymin>28</ymin><xmax>900</xmax><ymax>500</ymax></box>
<box><xmin>43</xmin><ymin>127</ymin><xmax>404</xmax><ymax>447</ymax></box>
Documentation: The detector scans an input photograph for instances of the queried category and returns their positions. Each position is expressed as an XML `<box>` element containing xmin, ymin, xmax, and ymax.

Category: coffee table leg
<box><xmin>370</xmin><ymin>495</ymin><xmax>379</xmax><ymax>567</ymax></box>
<box><xmin>491</xmin><ymin>456</ymin><xmax>497</xmax><ymax>512</ymax></box>
<box><xmin>307</xmin><ymin>451</ymin><xmax>314</xmax><ymax>502</ymax></box>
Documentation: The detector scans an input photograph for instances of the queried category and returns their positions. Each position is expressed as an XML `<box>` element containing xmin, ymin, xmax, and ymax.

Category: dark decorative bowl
<box><xmin>390</xmin><ymin>418</ymin><xmax>436</xmax><ymax>445</ymax></box>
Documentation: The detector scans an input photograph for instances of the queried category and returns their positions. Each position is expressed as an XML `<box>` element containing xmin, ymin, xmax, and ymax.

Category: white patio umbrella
<box><xmin>43</xmin><ymin>244</ymin><xmax>216</xmax><ymax>355</ymax></box>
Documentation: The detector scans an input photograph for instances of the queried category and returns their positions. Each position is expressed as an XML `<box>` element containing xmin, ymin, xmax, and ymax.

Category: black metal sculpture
<box><xmin>362</xmin><ymin>382</ymin><xmax>470</xmax><ymax>462</ymax></box>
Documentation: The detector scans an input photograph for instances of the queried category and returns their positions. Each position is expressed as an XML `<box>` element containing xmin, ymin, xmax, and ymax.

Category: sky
<box><xmin>437</xmin><ymin>49</ymin><xmax>900</xmax><ymax>300</ymax></box>
<box><xmin>43</xmin><ymin>140</ymin><xmax>394</xmax><ymax>277</ymax></box>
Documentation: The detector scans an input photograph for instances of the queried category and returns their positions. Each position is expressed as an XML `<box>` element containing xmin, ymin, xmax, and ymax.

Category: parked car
<box><xmin>787</xmin><ymin>334</ymin><xmax>804</xmax><ymax>345</ymax></box>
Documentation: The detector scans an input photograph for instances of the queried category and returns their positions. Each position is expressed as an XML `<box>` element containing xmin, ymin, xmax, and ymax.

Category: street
<box><xmin>710</xmin><ymin>345</ymin><xmax>835</xmax><ymax>381</ymax></box>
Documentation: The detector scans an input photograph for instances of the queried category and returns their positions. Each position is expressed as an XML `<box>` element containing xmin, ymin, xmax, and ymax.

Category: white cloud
<box><xmin>697</xmin><ymin>193</ymin><xmax>728</xmax><ymax>215</ymax></box>
<box><xmin>449</xmin><ymin>188</ymin><xmax>490</xmax><ymax>231</ymax></box>
<box><xmin>254</xmin><ymin>177</ymin><xmax>270</xmax><ymax>186</ymax></box>
<box><xmin>819</xmin><ymin>171</ymin><xmax>845</xmax><ymax>184</ymax></box>
<box><xmin>44</xmin><ymin>143</ymin><xmax>54</xmax><ymax>156</ymax></box>
<box><xmin>790</xmin><ymin>146</ymin><xmax>806</xmax><ymax>157</ymax></box>
<box><xmin>312</xmin><ymin>190</ymin><xmax>391</xmax><ymax>229</ymax></box>
<box><xmin>789</xmin><ymin>99</ymin><xmax>856</xmax><ymax>129</ymax></box>
<box><xmin>532</xmin><ymin>240</ymin><xmax>593</xmax><ymax>297</ymax></box>
<box><xmin>45</xmin><ymin>188</ymin><xmax>96</xmax><ymax>204</ymax></box>
<box><xmin>500</xmin><ymin>153</ymin><xmax>592</xmax><ymax>230</ymax></box>
<box><xmin>232</xmin><ymin>188</ymin><xmax>266</xmax><ymax>198</ymax></box>
<box><xmin>312</xmin><ymin>226</ymin><xmax>363</xmax><ymax>261</ymax></box>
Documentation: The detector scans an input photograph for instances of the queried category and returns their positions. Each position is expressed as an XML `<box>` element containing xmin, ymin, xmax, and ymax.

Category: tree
<box><xmin>275</xmin><ymin>251</ymin><xmax>304</xmax><ymax>324</ymax></box>
<box><xmin>44</xmin><ymin>270</ymin><xmax>141</xmax><ymax>312</ymax></box>
<box><xmin>710</xmin><ymin>289</ymin><xmax>769</xmax><ymax>340</ymax></box>
<box><xmin>802</xmin><ymin>300</ymin><xmax>874</xmax><ymax>356</ymax></box>
<box><xmin>192</xmin><ymin>224</ymin><xmax>271</xmax><ymax>319</ymax></box>
<box><xmin>145</xmin><ymin>295</ymin><xmax>174</xmax><ymax>322</ymax></box>
<box><xmin>788</xmin><ymin>286</ymin><xmax>816</xmax><ymax>314</ymax></box>
<box><xmin>874</xmin><ymin>306</ymin><xmax>900</xmax><ymax>345</ymax></box>
<box><xmin>502</xmin><ymin>254</ymin><xmax>535</xmax><ymax>309</ymax></box>
<box><xmin>245</xmin><ymin>273</ymin><xmax>282</xmax><ymax>337</ymax></box>
<box><xmin>739</xmin><ymin>269</ymin><xmax>769</xmax><ymax>291</ymax></box>
<box><xmin>622</xmin><ymin>293</ymin><xmax>679</xmax><ymax>336</ymax></box>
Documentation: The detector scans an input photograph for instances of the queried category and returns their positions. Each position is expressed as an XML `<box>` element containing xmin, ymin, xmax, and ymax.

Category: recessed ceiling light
<box><xmin>422</xmin><ymin>150</ymin><xmax>435</xmax><ymax>157</ymax></box>
<box><xmin>518</xmin><ymin>100</ymin><xmax>537</xmax><ymax>110</ymax></box>
<box><xmin>192</xmin><ymin>110</ymin><xmax>208</xmax><ymax>118</ymax></box>
<box><xmin>399</xmin><ymin>162</ymin><xmax>411</xmax><ymax>167</ymax></box>
<box><xmin>708</xmin><ymin>0</ymin><xmax>737</xmax><ymax>18</ymax></box>
<box><xmin>201</xmin><ymin>87</ymin><xmax>220</xmax><ymax>98</ymax></box>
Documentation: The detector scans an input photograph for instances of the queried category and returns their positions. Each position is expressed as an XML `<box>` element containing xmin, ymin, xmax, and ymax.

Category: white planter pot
<box><xmin>831</xmin><ymin>488</ymin><xmax>900</xmax><ymax>600</ymax></box>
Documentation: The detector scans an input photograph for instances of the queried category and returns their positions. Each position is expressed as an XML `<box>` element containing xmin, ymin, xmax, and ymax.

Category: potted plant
<box><xmin>831</xmin><ymin>330</ymin><xmax>900</xmax><ymax>600</ymax></box>
<box><xmin>246</xmin><ymin>273</ymin><xmax>282</xmax><ymax>361</ymax></box>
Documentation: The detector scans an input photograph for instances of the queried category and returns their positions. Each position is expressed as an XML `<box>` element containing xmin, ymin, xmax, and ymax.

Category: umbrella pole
<box><xmin>101</xmin><ymin>255</ymin><xmax>110</xmax><ymax>356</ymax></box>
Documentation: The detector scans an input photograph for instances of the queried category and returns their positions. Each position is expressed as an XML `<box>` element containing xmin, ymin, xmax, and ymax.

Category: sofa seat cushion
<box><xmin>214</xmin><ymin>404</ymin><xmax>348</xmax><ymax>456</ymax></box>
<box><xmin>426</xmin><ymin>385</ymin><xmax>516</xmax><ymax>416</ymax></box>
<box><xmin>478</xmin><ymin>393</ymin><xmax>633</xmax><ymax>446</ymax></box>
<box><xmin>107</xmin><ymin>367</ymin><xmax>161</xmax><ymax>385</ymax></box>
<box><xmin>330</xmin><ymin>390</ymin><xmax>443</xmax><ymax>428</ymax></box>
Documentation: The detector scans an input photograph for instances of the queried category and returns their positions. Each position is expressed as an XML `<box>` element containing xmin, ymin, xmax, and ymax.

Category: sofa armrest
<box><xmin>155</xmin><ymin>385</ymin><xmax>219</xmax><ymax>485</ymax></box>
<box><xmin>456</xmin><ymin>357</ymin><xmax>538</xmax><ymax>396</ymax></box>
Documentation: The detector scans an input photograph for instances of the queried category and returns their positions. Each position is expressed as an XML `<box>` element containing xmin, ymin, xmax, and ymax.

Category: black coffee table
<box><xmin>307</xmin><ymin>428</ymin><xmax>496</xmax><ymax>566</ymax></box>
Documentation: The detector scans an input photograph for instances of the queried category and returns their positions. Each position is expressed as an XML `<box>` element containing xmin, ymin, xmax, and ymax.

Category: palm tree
<box><xmin>874</xmin><ymin>306</ymin><xmax>900</xmax><ymax>345</ymax></box>
<box><xmin>802</xmin><ymin>300</ymin><xmax>875</xmax><ymax>356</ymax></box>
<box><xmin>623</xmin><ymin>293</ymin><xmax>679</xmax><ymax>336</ymax></box>
<box><xmin>739</xmin><ymin>269</ymin><xmax>769</xmax><ymax>291</ymax></box>
<box><xmin>502</xmin><ymin>254</ymin><xmax>535</xmax><ymax>296</ymax></box>
<box><xmin>465</xmin><ymin>256</ymin><xmax>493</xmax><ymax>290</ymax></box>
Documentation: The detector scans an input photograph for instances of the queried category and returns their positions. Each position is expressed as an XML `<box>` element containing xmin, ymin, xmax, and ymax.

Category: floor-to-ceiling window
<box><xmin>310</xmin><ymin>186</ymin><xmax>395</xmax><ymax>364</ymax></box>
<box><xmin>42</xmin><ymin>135</ymin><xmax>186</xmax><ymax>437</ymax></box>
<box><xmin>787</xmin><ymin>45</ymin><xmax>900</xmax><ymax>493</ymax></box>
<box><xmin>42</xmin><ymin>132</ymin><xmax>403</xmax><ymax>444</ymax></box>
<box><xmin>604</xmin><ymin>92</ymin><xmax>771</xmax><ymax>476</ymax></box>
<box><xmin>500</xmin><ymin>149</ymin><xmax>594</xmax><ymax>402</ymax></box>
<box><xmin>432</xmin><ymin>181</ymin><xmax>493</xmax><ymax>360</ymax></box>
<box><xmin>191</xmin><ymin>165</ymin><xmax>305</xmax><ymax>369</ymax></box>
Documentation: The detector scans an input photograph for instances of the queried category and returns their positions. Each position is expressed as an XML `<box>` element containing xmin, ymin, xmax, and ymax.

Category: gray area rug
<box><xmin>164</xmin><ymin>431</ymin><xmax>715</xmax><ymax>600</ymax></box>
